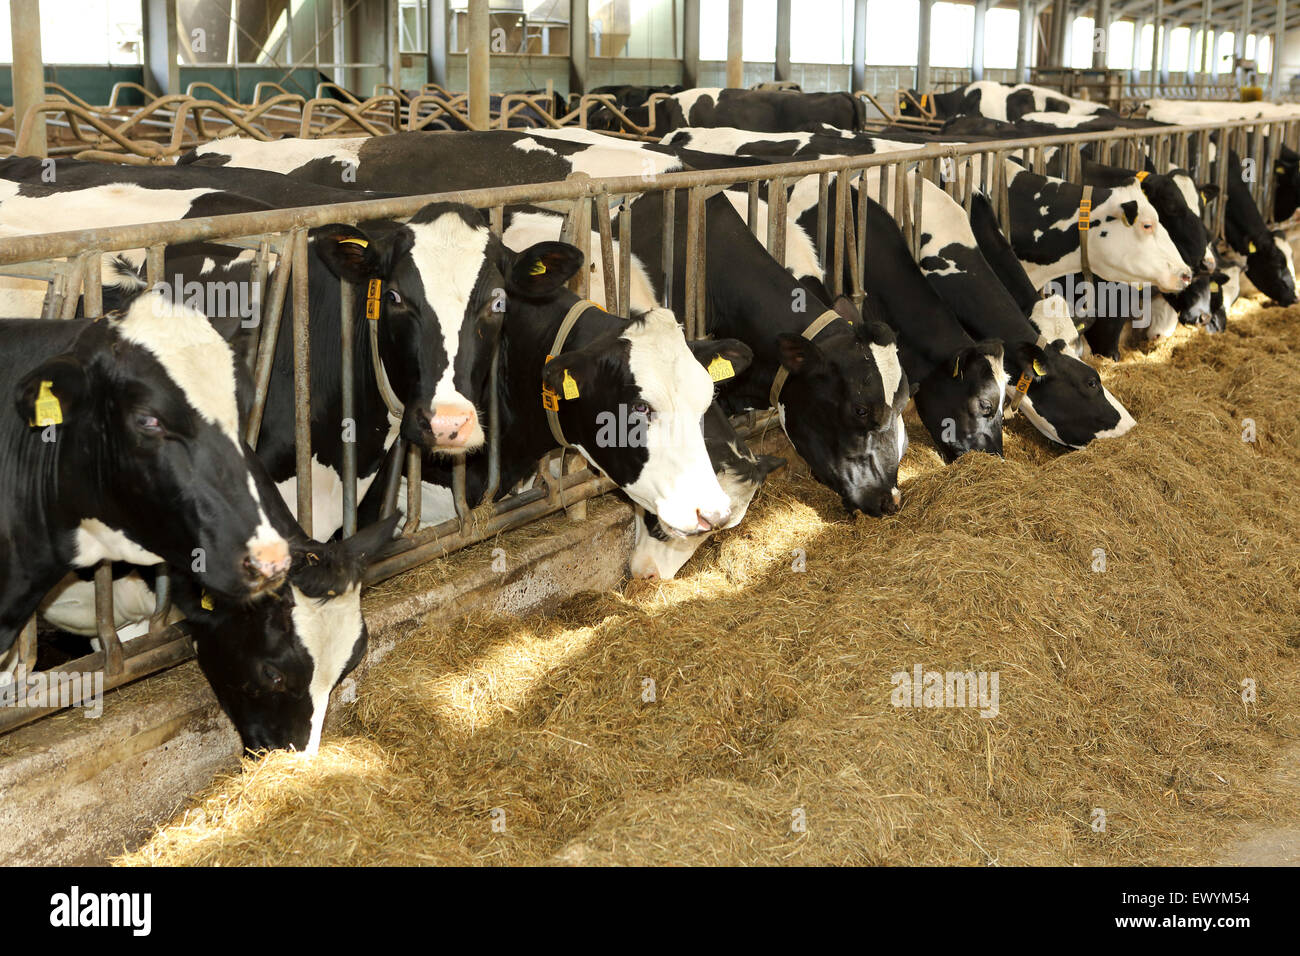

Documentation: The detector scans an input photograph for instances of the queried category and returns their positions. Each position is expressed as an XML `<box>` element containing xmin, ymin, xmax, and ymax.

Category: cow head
<box><xmin>773</xmin><ymin>300</ymin><xmax>910</xmax><ymax>516</ymax></box>
<box><xmin>1008</xmin><ymin>339</ymin><xmax>1135</xmax><ymax>448</ymax></box>
<box><xmin>1150</xmin><ymin>171</ymin><xmax>1215</xmax><ymax>272</ymax></box>
<box><xmin>13</xmin><ymin>294</ymin><xmax>290</xmax><ymax>600</ymax></box>
<box><xmin>1237</xmin><ymin>230</ymin><xmax>1299</xmax><ymax>306</ymax></box>
<box><xmin>914</xmin><ymin>341</ymin><xmax>1007</xmax><ymax>463</ymax></box>
<box><xmin>313</xmin><ymin>203</ymin><xmax>515</xmax><ymax>456</ymax></box>
<box><xmin>534</xmin><ymin>289</ymin><xmax>751</xmax><ymax>536</ymax></box>
<box><xmin>188</xmin><ymin>514</ymin><xmax>400</xmax><ymax>755</ymax></box>
<box><xmin>1088</xmin><ymin>186</ymin><xmax>1193</xmax><ymax>293</ymax></box>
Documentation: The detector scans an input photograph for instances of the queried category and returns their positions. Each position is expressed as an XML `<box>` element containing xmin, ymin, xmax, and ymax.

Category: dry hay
<box><xmin>119</xmin><ymin>296</ymin><xmax>1300</xmax><ymax>866</ymax></box>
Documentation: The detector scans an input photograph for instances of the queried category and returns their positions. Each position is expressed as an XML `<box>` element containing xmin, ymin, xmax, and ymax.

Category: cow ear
<box><xmin>688</xmin><ymin>338</ymin><xmax>752</xmax><ymax>382</ymax></box>
<box><xmin>1009</xmin><ymin>342</ymin><xmax>1048</xmax><ymax>381</ymax></box>
<box><xmin>541</xmin><ymin>348</ymin><xmax>594</xmax><ymax>402</ymax></box>
<box><xmin>312</xmin><ymin>224</ymin><xmax>383</xmax><ymax>282</ymax></box>
<box><xmin>755</xmin><ymin>454</ymin><xmax>786</xmax><ymax>479</ymax></box>
<box><xmin>830</xmin><ymin>294</ymin><xmax>862</xmax><ymax>326</ymax></box>
<box><xmin>342</xmin><ymin>512</ymin><xmax>402</xmax><ymax>566</ymax></box>
<box><xmin>1119</xmin><ymin>200</ymin><xmax>1139</xmax><ymax>227</ymax></box>
<box><xmin>776</xmin><ymin>333</ymin><xmax>822</xmax><ymax>374</ymax></box>
<box><xmin>508</xmin><ymin>242</ymin><xmax>583</xmax><ymax>297</ymax></box>
<box><xmin>1198</xmin><ymin>183</ymin><xmax>1219</xmax><ymax>203</ymax></box>
<box><xmin>15</xmin><ymin>355</ymin><xmax>88</xmax><ymax>430</ymax></box>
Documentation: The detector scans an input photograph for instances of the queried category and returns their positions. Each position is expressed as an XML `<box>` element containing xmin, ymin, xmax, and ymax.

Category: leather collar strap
<box><xmin>543</xmin><ymin>298</ymin><xmax>602</xmax><ymax>449</ymax></box>
<box><xmin>1078</xmin><ymin>184</ymin><xmax>1094</xmax><ymax>286</ymax></box>
<box><xmin>364</xmin><ymin>278</ymin><xmax>405</xmax><ymax>419</ymax></box>
<box><xmin>769</xmin><ymin>308</ymin><xmax>842</xmax><ymax>410</ymax></box>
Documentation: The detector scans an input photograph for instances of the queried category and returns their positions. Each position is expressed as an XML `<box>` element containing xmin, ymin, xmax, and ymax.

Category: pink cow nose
<box><xmin>245</xmin><ymin>539</ymin><xmax>290</xmax><ymax>583</ymax></box>
<box><xmin>420</xmin><ymin>405</ymin><xmax>477</xmax><ymax>447</ymax></box>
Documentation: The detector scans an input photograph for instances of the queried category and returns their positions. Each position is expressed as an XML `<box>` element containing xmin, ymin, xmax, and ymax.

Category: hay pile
<box><xmin>119</xmin><ymin>297</ymin><xmax>1300</xmax><ymax>866</ymax></box>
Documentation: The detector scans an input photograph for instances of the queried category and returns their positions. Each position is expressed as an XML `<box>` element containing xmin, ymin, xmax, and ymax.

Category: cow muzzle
<box><xmin>243</xmin><ymin>537</ymin><xmax>291</xmax><ymax>590</ymax></box>
<box><xmin>405</xmin><ymin>402</ymin><xmax>483</xmax><ymax>452</ymax></box>
<box><xmin>1159</xmin><ymin>268</ymin><xmax>1194</xmax><ymax>293</ymax></box>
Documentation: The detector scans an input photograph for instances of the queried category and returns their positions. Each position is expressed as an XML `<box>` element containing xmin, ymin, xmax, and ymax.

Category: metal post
<box><xmin>776</xmin><ymin>0</ymin><xmax>792</xmax><ymax>83</ymax></box>
<box><xmin>684</xmin><ymin>0</ymin><xmax>700</xmax><ymax>88</ymax></box>
<box><xmin>1050</xmin><ymin>0</ymin><xmax>1067</xmax><ymax>67</ymax></box>
<box><xmin>10</xmin><ymin>0</ymin><xmax>46</xmax><ymax>158</ymax></box>
<box><xmin>1151</xmin><ymin>0</ymin><xmax>1163</xmax><ymax>93</ymax></box>
<box><xmin>143</xmin><ymin>0</ymin><xmax>179</xmax><ymax>96</ymax></box>
<box><xmin>1272</xmin><ymin>0</ymin><xmax>1288</xmax><ymax>98</ymax></box>
<box><xmin>1160</xmin><ymin>19</ymin><xmax>1173</xmax><ymax>88</ymax></box>
<box><xmin>1093</xmin><ymin>0</ymin><xmax>1111</xmax><ymax>70</ymax></box>
<box><xmin>468</xmin><ymin>0</ymin><xmax>489</xmax><ymax>128</ymax></box>
<box><xmin>1016</xmin><ymin>0</ymin><xmax>1033</xmax><ymax>81</ymax></box>
<box><xmin>1131</xmin><ymin>17</ymin><xmax>1145</xmax><ymax>85</ymax></box>
<box><xmin>1237</xmin><ymin>0</ymin><xmax>1253</xmax><ymax>66</ymax></box>
<box><xmin>727</xmin><ymin>0</ymin><xmax>744</xmax><ymax>88</ymax></box>
<box><xmin>388</xmin><ymin>0</ymin><xmax>400</xmax><ymax>90</ymax></box>
<box><xmin>332</xmin><ymin>0</ymin><xmax>348</xmax><ymax>87</ymax></box>
<box><xmin>973</xmin><ymin>0</ymin><xmax>989</xmax><ymax>81</ymax></box>
<box><xmin>917</xmin><ymin>0</ymin><xmax>933</xmax><ymax>91</ymax></box>
<box><xmin>570</xmin><ymin>0</ymin><xmax>588</xmax><ymax>95</ymax></box>
<box><xmin>429</xmin><ymin>0</ymin><xmax>448</xmax><ymax>86</ymax></box>
<box><xmin>852</xmin><ymin>0</ymin><xmax>867</xmax><ymax>91</ymax></box>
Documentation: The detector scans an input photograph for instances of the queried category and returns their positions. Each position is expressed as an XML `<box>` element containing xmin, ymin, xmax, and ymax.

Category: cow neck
<box><xmin>1010</xmin><ymin>170</ymin><xmax>1111</xmax><ymax>288</ymax></box>
<box><xmin>468</xmin><ymin>294</ymin><xmax>625</xmax><ymax>503</ymax></box>
<box><xmin>0</xmin><ymin>321</ymin><xmax>97</xmax><ymax>646</ymax></box>
<box><xmin>702</xmin><ymin>232</ymin><xmax>856</xmax><ymax>412</ymax></box>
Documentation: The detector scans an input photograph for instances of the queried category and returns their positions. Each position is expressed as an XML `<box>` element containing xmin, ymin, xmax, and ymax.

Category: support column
<box><xmin>1237</xmin><ymin>0</ymin><xmax>1253</xmax><ymax>62</ymax></box>
<box><xmin>972</xmin><ymin>0</ymin><xmax>989</xmax><ymax>81</ymax></box>
<box><xmin>1130</xmin><ymin>17</ymin><xmax>1144</xmax><ymax>84</ymax></box>
<box><xmin>1272</xmin><ymin>0</ymin><xmax>1288</xmax><ymax>97</ymax></box>
<box><xmin>684</xmin><ymin>0</ymin><xmax>700</xmax><ymax>87</ymax></box>
<box><xmin>776</xmin><ymin>0</ymin><xmax>791</xmax><ymax>82</ymax></box>
<box><xmin>1093</xmin><ymin>0</ymin><xmax>1111</xmax><ymax>69</ymax></box>
<box><xmin>1159</xmin><ymin>20</ymin><xmax>1173</xmax><ymax>86</ymax></box>
<box><xmin>10</xmin><ymin>0</ymin><xmax>45</xmax><ymax>157</ymax></box>
<box><xmin>1151</xmin><ymin>0</ymin><xmax>1163</xmax><ymax>92</ymax></box>
<box><xmin>1016</xmin><ymin>0</ymin><xmax>1032</xmax><ymax>80</ymax></box>
<box><xmin>468</xmin><ymin>0</ymin><xmax>489</xmax><ymax>127</ymax></box>
<box><xmin>142</xmin><ymin>0</ymin><xmax>179</xmax><ymax>96</ymax></box>
<box><xmin>917</xmin><ymin>0</ymin><xmax>933</xmax><ymax>91</ymax></box>
<box><xmin>387</xmin><ymin>0</ymin><xmax>400</xmax><ymax>89</ymax></box>
<box><xmin>1050</xmin><ymin>0</ymin><xmax>1068</xmax><ymax>67</ymax></box>
<box><xmin>429</xmin><ymin>0</ymin><xmax>448</xmax><ymax>87</ymax></box>
<box><xmin>570</xmin><ymin>0</ymin><xmax>588</xmax><ymax>94</ymax></box>
<box><xmin>726</xmin><ymin>0</ymin><xmax>743</xmax><ymax>88</ymax></box>
<box><xmin>852</xmin><ymin>0</ymin><xmax>867</xmax><ymax>90</ymax></box>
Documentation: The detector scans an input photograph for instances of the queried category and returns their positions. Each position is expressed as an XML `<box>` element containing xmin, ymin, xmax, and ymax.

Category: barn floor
<box><xmin>118</xmin><ymin>296</ymin><xmax>1300</xmax><ymax>866</ymax></box>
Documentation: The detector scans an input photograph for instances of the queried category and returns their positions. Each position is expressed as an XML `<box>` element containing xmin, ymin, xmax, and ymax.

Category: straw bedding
<box><xmin>119</xmin><ymin>295</ymin><xmax>1300</xmax><ymax>866</ymax></box>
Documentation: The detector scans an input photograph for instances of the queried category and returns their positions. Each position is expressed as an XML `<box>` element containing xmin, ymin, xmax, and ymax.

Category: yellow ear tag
<box><xmin>952</xmin><ymin>357</ymin><xmax>961</xmax><ymax>378</ymax></box>
<box><xmin>365</xmin><ymin>278</ymin><xmax>383</xmax><ymax>321</ymax></box>
<box><xmin>1135</xmin><ymin>170</ymin><xmax>1149</xmax><ymax>182</ymax></box>
<box><xmin>708</xmin><ymin>356</ymin><xmax>735</xmax><ymax>382</ymax></box>
<box><xmin>200</xmin><ymin>592</ymin><xmax>214</xmax><ymax>611</ymax></box>
<box><xmin>530</xmin><ymin>261</ymin><xmax>547</xmax><ymax>276</ymax></box>
<box><xmin>562</xmin><ymin>369</ymin><xmax>580</xmax><ymax>400</ymax></box>
<box><xmin>1248</xmin><ymin>241</ymin><xmax>1257</xmax><ymax>254</ymax></box>
<box><xmin>1210</xmin><ymin>282</ymin><xmax>1220</xmax><ymax>292</ymax></box>
<box><xmin>32</xmin><ymin>380</ymin><xmax>62</xmax><ymax>427</ymax></box>
<box><xmin>1032</xmin><ymin>359</ymin><xmax>1047</xmax><ymax>377</ymax></box>
<box><xmin>338</xmin><ymin>237</ymin><xmax>369</xmax><ymax>249</ymax></box>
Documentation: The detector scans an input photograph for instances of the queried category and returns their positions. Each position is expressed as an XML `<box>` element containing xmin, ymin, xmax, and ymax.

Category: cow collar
<box><xmin>768</xmin><ymin>308</ymin><xmax>841</xmax><ymax>410</ymax></box>
<box><xmin>1078</xmin><ymin>184</ymin><xmax>1095</xmax><ymax>286</ymax></box>
<box><xmin>364</xmin><ymin>278</ymin><xmax>405</xmax><ymax>420</ymax></box>
<box><xmin>542</xmin><ymin>298</ymin><xmax>602</xmax><ymax>449</ymax></box>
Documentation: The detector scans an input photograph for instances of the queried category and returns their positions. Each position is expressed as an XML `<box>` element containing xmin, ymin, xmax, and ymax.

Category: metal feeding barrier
<box><xmin>0</xmin><ymin>113</ymin><xmax>1295</xmax><ymax>735</ymax></box>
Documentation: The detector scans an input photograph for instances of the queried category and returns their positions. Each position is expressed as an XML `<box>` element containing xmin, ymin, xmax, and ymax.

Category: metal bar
<box><xmin>617</xmin><ymin>199</ymin><xmax>632</xmax><ymax>318</ymax></box>
<box><xmin>596</xmin><ymin>195</ymin><xmax>617</xmax><ymax>313</ymax></box>
<box><xmin>246</xmin><ymin>233</ymin><xmax>292</xmax><ymax>449</ymax></box>
<box><xmin>662</xmin><ymin>188</ymin><xmax>676</xmax><ymax>310</ymax></box>
<box><xmin>291</xmin><ymin>227</ymin><xmax>313</xmax><ymax>538</ymax></box>
<box><xmin>340</xmin><ymin>279</ymin><xmax>358</xmax><ymax>538</ymax></box>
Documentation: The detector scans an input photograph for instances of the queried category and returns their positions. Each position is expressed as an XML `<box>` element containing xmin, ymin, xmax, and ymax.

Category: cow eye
<box><xmin>386</xmin><ymin>289</ymin><xmax>403</xmax><ymax>305</ymax></box>
<box><xmin>133</xmin><ymin>412</ymin><xmax>164</xmax><ymax>436</ymax></box>
<box><xmin>630</xmin><ymin>401</ymin><xmax>654</xmax><ymax>419</ymax></box>
<box><xmin>978</xmin><ymin>399</ymin><xmax>994</xmax><ymax>417</ymax></box>
<box><xmin>1087</xmin><ymin>377</ymin><xmax>1101</xmax><ymax>390</ymax></box>
<box><xmin>259</xmin><ymin>662</ymin><xmax>286</xmax><ymax>692</ymax></box>
<box><xmin>852</xmin><ymin>403</ymin><xmax>869</xmax><ymax>419</ymax></box>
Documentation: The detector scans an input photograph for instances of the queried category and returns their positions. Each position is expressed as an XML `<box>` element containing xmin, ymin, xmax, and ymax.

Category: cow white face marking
<box><xmin>870</xmin><ymin>341</ymin><xmax>903</xmax><ymax>403</ymax></box>
<box><xmin>292</xmin><ymin>583</ymin><xmax>364</xmax><ymax>756</ymax></box>
<box><xmin>405</xmin><ymin>213</ymin><xmax>492</xmax><ymax>450</ymax></box>
<box><xmin>605</xmin><ymin>310</ymin><xmax>731</xmax><ymax>536</ymax></box>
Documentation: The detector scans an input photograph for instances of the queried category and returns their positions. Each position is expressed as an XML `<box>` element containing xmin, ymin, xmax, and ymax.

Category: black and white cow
<box><xmin>650</xmin><ymin>87</ymin><xmax>864</xmax><ymax>136</ymax></box>
<box><xmin>0</xmin><ymin>294</ymin><xmax>291</xmax><ymax>657</ymax></box>
<box><xmin>1219</xmin><ymin>149</ymin><xmax>1298</xmax><ymax>305</ymax></box>
<box><xmin>898</xmin><ymin>82</ymin><xmax>1115</xmax><ymax>123</ymax></box>
<box><xmin>410</xmin><ymin>239</ymin><xmax>748</xmax><ymax>535</ymax></box>
<box><xmin>192</xmin><ymin>130</ymin><xmax>912</xmax><ymax>517</ymax></box>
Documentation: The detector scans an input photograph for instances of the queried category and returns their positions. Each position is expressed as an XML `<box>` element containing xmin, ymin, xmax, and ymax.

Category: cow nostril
<box><xmin>695</xmin><ymin>510</ymin><xmax>714</xmax><ymax>532</ymax></box>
